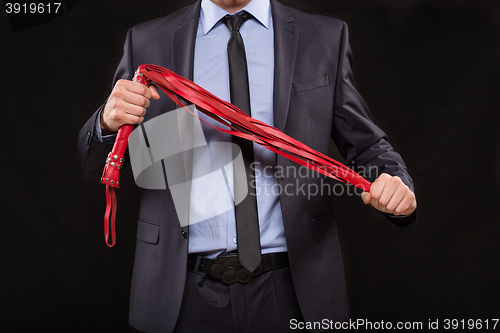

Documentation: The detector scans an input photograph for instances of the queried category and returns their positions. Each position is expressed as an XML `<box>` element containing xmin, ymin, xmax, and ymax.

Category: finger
<box><xmin>370</xmin><ymin>197</ymin><xmax>383</xmax><ymax>212</ymax></box>
<box><xmin>120</xmin><ymin>90</ymin><xmax>151</xmax><ymax>108</ymax></box>
<box><xmin>125</xmin><ymin>80</ymin><xmax>152</xmax><ymax>99</ymax></box>
<box><xmin>120</xmin><ymin>112</ymin><xmax>145</xmax><ymax>126</ymax></box>
<box><xmin>378</xmin><ymin>178</ymin><xmax>401</xmax><ymax>211</ymax></box>
<box><xmin>369</xmin><ymin>173</ymin><xmax>389</xmax><ymax>203</ymax></box>
<box><xmin>368</xmin><ymin>174</ymin><xmax>393</xmax><ymax>212</ymax></box>
<box><xmin>103</xmin><ymin>106</ymin><xmax>145</xmax><ymax>131</ymax></box>
<box><xmin>107</xmin><ymin>106</ymin><xmax>144</xmax><ymax>121</ymax></box>
<box><xmin>393</xmin><ymin>192</ymin><xmax>417</xmax><ymax>216</ymax></box>
<box><xmin>112</xmin><ymin>112</ymin><xmax>144</xmax><ymax>127</ymax></box>
<box><xmin>385</xmin><ymin>184</ymin><xmax>406</xmax><ymax>214</ymax></box>
<box><xmin>361</xmin><ymin>191</ymin><xmax>371</xmax><ymax>204</ymax></box>
<box><xmin>120</xmin><ymin>103</ymin><xmax>147</xmax><ymax>118</ymax></box>
<box><xmin>149</xmin><ymin>84</ymin><xmax>160</xmax><ymax>100</ymax></box>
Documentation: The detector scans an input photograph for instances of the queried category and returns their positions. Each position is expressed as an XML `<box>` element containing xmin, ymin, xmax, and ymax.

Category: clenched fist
<box><xmin>100</xmin><ymin>79</ymin><xmax>160</xmax><ymax>134</ymax></box>
<box><xmin>361</xmin><ymin>173</ymin><xmax>417</xmax><ymax>216</ymax></box>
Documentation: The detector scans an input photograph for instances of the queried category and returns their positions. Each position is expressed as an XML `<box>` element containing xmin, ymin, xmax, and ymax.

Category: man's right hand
<box><xmin>100</xmin><ymin>79</ymin><xmax>160</xmax><ymax>134</ymax></box>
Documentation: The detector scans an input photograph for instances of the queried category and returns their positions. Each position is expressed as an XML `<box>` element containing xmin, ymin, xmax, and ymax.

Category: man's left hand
<box><xmin>361</xmin><ymin>173</ymin><xmax>417</xmax><ymax>216</ymax></box>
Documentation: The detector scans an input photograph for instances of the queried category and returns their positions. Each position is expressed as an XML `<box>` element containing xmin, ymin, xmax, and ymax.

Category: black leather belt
<box><xmin>187</xmin><ymin>252</ymin><xmax>289</xmax><ymax>285</ymax></box>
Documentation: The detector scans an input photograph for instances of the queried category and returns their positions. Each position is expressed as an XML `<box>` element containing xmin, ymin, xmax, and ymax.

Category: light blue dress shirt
<box><xmin>189</xmin><ymin>0</ymin><xmax>286</xmax><ymax>257</ymax></box>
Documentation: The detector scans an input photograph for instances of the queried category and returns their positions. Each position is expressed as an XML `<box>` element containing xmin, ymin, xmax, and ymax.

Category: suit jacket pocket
<box><xmin>136</xmin><ymin>219</ymin><xmax>160</xmax><ymax>245</ymax></box>
<box><xmin>293</xmin><ymin>75</ymin><xmax>330</xmax><ymax>93</ymax></box>
<box><xmin>311</xmin><ymin>209</ymin><xmax>336</xmax><ymax>240</ymax></box>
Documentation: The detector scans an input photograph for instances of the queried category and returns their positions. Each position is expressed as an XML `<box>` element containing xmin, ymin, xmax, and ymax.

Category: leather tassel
<box><xmin>104</xmin><ymin>185</ymin><xmax>117</xmax><ymax>247</ymax></box>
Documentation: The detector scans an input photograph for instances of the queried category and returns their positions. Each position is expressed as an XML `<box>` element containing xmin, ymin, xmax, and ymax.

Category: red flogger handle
<box><xmin>100</xmin><ymin>69</ymin><xmax>152</xmax><ymax>246</ymax></box>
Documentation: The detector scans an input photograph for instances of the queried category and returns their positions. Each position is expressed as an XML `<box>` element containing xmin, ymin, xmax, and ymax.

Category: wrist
<box><xmin>100</xmin><ymin>112</ymin><xmax>117</xmax><ymax>136</ymax></box>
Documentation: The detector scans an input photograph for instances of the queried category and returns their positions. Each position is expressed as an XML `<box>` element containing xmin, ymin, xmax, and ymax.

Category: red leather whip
<box><xmin>101</xmin><ymin>64</ymin><xmax>371</xmax><ymax>246</ymax></box>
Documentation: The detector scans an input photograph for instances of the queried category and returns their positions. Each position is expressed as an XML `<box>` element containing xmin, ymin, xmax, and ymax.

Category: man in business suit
<box><xmin>78</xmin><ymin>0</ymin><xmax>417</xmax><ymax>331</ymax></box>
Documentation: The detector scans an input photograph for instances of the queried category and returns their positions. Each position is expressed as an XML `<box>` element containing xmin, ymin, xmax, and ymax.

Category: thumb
<box><xmin>361</xmin><ymin>191</ymin><xmax>371</xmax><ymax>204</ymax></box>
<box><xmin>149</xmin><ymin>84</ymin><xmax>160</xmax><ymax>100</ymax></box>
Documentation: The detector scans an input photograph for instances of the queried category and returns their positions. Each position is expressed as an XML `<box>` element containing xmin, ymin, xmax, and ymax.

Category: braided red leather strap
<box><xmin>101</xmin><ymin>64</ymin><xmax>371</xmax><ymax>246</ymax></box>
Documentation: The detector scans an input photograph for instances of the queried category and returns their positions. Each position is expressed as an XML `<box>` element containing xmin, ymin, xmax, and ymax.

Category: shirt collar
<box><xmin>200</xmin><ymin>0</ymin><xmax>271</xmax><ymax>35</ymax></box>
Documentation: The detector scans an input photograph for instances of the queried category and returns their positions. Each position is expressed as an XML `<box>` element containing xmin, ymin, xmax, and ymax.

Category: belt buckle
<box><xmin>207</xmin><ymin>253</ymin><xmax>263</xmax><ymax>284</ymax></box>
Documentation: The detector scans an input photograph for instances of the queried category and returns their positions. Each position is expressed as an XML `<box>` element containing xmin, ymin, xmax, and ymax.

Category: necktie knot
<box><xmin>222</xmin><ymin>12</ymin><xmax>250</xmax><ymax>32</ymax></box>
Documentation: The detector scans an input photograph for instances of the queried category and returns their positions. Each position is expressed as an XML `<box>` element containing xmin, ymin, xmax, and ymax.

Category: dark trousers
<box><xmin>172</xmin><ymin>264</ymin><xmax>305</xmax><ymax>333</ymax></box>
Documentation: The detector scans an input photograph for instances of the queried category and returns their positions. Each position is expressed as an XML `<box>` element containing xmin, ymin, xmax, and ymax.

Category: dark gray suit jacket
<box><xmin>78</xmin><ymin>1</ymin><xmax>416</xmax><ymax>332</ymax></box>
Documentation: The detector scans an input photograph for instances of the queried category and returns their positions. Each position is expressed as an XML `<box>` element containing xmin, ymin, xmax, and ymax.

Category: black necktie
<box><xmin>222</xmin><ymin>13</ymin><xmax>261</xmax><ymax>273</ymax></box>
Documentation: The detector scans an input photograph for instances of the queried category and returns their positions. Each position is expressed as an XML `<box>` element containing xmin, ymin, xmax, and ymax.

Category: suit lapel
<box><xmin>170</xmin><ymin>1</ymin><xmax>200</xmax><ymax>234</ymax></box>
<box><xmin>171</xmin><ymin>1</ymin><xmax>201</xmax><ymax>80</ymax></box>
<box><xmin>271</xmin><ymin>0</ymin><xmax>298</xmax><ymax>133</ymax></box>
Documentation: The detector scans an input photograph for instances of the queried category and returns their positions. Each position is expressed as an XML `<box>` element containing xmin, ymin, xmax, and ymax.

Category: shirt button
<box><xmin>232</xmin><ymin>237</ymin><xmax>237</xmax><ymax>244</ymax></box>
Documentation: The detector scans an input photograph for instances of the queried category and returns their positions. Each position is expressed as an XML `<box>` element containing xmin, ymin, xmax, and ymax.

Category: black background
<box><xmin>1</xmin><ymin>0</ymin><xmax>499</xmax><ymax>331</ymax></box>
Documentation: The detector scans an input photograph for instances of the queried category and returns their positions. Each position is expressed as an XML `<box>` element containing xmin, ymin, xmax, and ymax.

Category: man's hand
<box><xmin>101</xmin><ymin>79</ymin><xmax>160</xmax><ymax>133</ymax></box>
<box><xmin>361</xmin><ymin>173</ymin><xmax>417</xmax><ymax>216</ymax></box>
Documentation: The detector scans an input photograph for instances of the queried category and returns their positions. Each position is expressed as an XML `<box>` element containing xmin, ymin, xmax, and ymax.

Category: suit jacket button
<box><xmin>181</xmin><ymin>230</ymin><xmax>187</xmax><ymax>239</ymax></box>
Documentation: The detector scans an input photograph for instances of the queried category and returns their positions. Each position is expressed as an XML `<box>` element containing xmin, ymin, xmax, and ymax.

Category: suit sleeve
<box><xmin>331</xmin><ymin>22</ymin><xmax>417</xmax><ymax>226</ymax></box>
<box><xmin>77</xmin><ymin>29</ymin><xmax>136</xmax><ymax>180</ymax></box>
